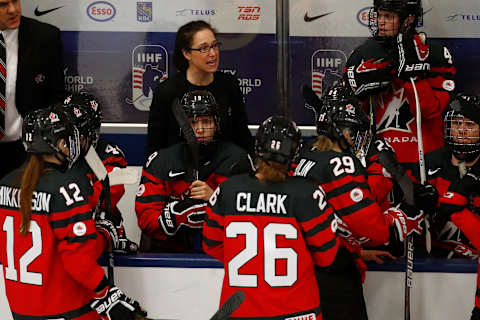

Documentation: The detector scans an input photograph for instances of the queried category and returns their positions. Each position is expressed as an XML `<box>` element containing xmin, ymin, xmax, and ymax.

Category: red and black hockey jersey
<box><xmin>365</xmin><ymin>40</ymin><xmax>456</xmax><ymax>165</ymax></box>
<box><xmin>420</xmin><ymin>147</ymin><xmax>480</xmax><ymax>259</ymax></box>
<box><xmin>425</xmin><ymin>148</ymin><xmax>480</xmax><ymax>307</ymax></box>
<box><xmin>0</xmin><ymin>165</ymin><xmax>105</xmax><ymax>319</ymax></box>
<box><xmin>203</xmin><ymin>173</ymin><xmax>339</xmax><ymax>319</ymax></box>
<box><xmin>87</xmin><ymin>138</ymin><xmax>127</xmax><ymax>213</ymax></box>
<box><xmin>294</xmin><ymin>146</ymin><xmax>391</xmax><ymax>247</ymax></box>
<box><xmin>136</xmin><ymin>141</ymin><xmax>251</xmax><ymax>252</ymax></box>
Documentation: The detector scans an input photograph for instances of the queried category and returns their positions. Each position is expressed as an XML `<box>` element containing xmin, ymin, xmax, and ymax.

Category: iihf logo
<box><xmin>128</xmin><ymin>45</ymin><xmax>168</xmax><ymax>111</ymax></box>
<box><xmin>311</xmin><ymin>49</ymin><xmax>347</xmax><ymax>98</ymax></box>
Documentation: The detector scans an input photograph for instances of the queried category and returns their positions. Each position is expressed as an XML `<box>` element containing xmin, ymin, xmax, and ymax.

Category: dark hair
<box><xmin>173</xmin><ymin>20</ymin><xmax>217</xmax><ymax>72</ymax></box>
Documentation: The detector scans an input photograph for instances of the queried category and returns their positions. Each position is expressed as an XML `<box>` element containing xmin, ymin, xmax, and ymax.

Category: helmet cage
<box><xmin>368</xmin><ymin>0</ymin><xmax>423</xmax><ymax>39</ymax></box>
<box><xmin>444</xmin><ymin>110</ymin><xmax>480</xmax><ymax>161</ymax></box>
<box><xmin>255</xmin><ymin>116</ymin><xmax>302</xmax><ymax>165</ymax></box>
<box><xmin>181</xmin><ymin>90</ymin><xmax>221</xmax><ymax>145</ymax></box>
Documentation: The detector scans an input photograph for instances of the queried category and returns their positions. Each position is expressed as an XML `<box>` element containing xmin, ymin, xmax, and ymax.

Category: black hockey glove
<box><xmin>438</xmin><ymin>172</ymin><xmax>480</xmax><ymax>220</ymax></box>
<box><xmin>158</xmin><ymin>198</ymin><xmax>206</xmax><ymax>236</ymax></box>
<box><xmin>345</xmin><ymin>40</ymin><xmax>395</xmax><ymax>98</ymax></box>
<box><xmin>91</xmin><ymin>286</ymin><xmax>147</xmax><ymax>320</ymax></box>
<box><xmin>96</xmin><ymin>211</ymin><xmax>138</xmax><ymax>254</ymax></box>
<box><xmin>395</xmin><ymin>32</ymin><xmax>430</xmax><ymax>80</ymax></box>
<box><xmin>413</xmin><ymin>182</ymin><xmax>439</xmax><ymax>213</ymax></box>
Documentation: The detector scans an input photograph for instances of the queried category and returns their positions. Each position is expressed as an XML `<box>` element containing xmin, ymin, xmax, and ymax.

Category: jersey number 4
<box><xmin>226</xmin><ymin>222</ymin><xmax>298</xmax><ymax>288</ymax></box>
<box><xmin>2</xmin><ymin>216</ymin><xmax>42</xmax><ymax>285</ymax></box>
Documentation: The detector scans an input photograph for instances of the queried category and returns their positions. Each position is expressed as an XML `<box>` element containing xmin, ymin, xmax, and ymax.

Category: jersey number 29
<box><xmin>226</xmin><ymin>222</ymin><xmax>298</xmax><ymax>288</ymax></box>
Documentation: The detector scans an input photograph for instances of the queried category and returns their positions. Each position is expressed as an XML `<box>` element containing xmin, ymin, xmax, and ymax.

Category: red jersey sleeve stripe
<box><xmin>103</xmin><ymin>156</ymin><xmax>127</xmax><ymax>168</ymax></box>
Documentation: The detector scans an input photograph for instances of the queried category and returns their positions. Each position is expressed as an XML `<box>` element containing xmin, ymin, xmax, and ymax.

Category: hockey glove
<box><xmin>471</xmin><ymin>306</ymin><xmax>480</xmax><ymax>320</ymax></box>
<box><xmin>345</xmin><ymin>41</ymin><xmax>395</xmax><ymax>98</ymax></box>
<box><xmin>413</xmin><ymin>182</ymin><xmax>439</xmax><ymax>213</ymax></box>
<box><xmin>91</xmin><ymin>286</ymin><xmax>147</xmax><ymax>320</ymax></box>
<box><xmin>158</xmin><ymin>199</ymin><xmax>206</xmax><ymax>236</ymax></box>
<box><xmin>384</xmin><ymin>204</ymin><xmax>424</xmax><ymax>256</ymax></box>
<box><xmin>385</xmin><ymin>204</ymin><xmax>424</xmax><ymax>242</ymax></box>
<box><xmin>438</xmin><ymin>172</ymin><xmax>480</xmax><ymax>220</ymax></box>
<box><xmin>395</xmin><ymin>32</ymin><xmax>430</xmax><ymax>80</ymax></box>
<box><xmin>96</xmin><ymin>212</ymin><xmax>138</xmax><ymax>254</ymax></box>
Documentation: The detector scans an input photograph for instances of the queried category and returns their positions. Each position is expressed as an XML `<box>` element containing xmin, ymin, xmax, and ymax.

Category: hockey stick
<box><xmin>171</xmin><ymin>98</ymin><xmax>199</xmax><ymax>180</ymax></box>
<box><xmin>209</xmin><ymin>291</ymin><xmax>245</xmax><ymax>320</ymax></box>
<box><xmin>84</xmin><ymin>146</ymin><xmax>139</xmax><ymax>284</ymax></box>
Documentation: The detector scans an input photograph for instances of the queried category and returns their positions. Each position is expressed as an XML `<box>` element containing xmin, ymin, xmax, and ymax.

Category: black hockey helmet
<box><xmin>443</xmin><ymin>94</ymin><xmax>480</xmax><ymax>161</ymax></box>
<box><xmin>319</xmin><ymin>84</ymin><xmax>371</xmax><ymax>155</ymax></box>
<box><xmin>180</xmin><ymin>90</ymin><xmax>221</xmax><ymax>143</ymax></box>
<box><xmin>255</xmin><ymin>115</ymin><xmax>301</xmax><ymax>165</ymax></box>
<box><xmin>22</xmin><ymin>105</ymin><xmax>81</xmax><ymax>168</ymax></box>
<box><xmin>369</xmin><ymin>0</ymin><xmax>423</xmax><ymax>39</ymax></box>
<box><xmin>63</xmin><ymin>92</ymin><xmax>102</xmax><ymax>148</ymax></box>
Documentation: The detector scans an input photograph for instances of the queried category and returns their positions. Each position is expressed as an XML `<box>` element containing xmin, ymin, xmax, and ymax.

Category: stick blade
<box><xmin>209</xmin><ymin>291</ymin><xmax>245</xmax><ymax>320</ymax></box>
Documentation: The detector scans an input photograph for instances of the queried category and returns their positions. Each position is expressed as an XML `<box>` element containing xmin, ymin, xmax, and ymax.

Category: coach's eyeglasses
<box><xmin>189</xmin><ymin>41</ymin><xmax>222</xmax><ymax>54</ymax></box>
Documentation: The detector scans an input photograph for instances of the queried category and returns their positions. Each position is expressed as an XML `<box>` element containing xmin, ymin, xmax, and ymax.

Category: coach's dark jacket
<box><xmin>16</xmin><ymin>16</ymin><xmax>65</xmax><ymax>116</ymax></box>
<box><xmin>146</xmin><ymin>71</ymin><xmax>254</xmax><ymax>156</ymax></box>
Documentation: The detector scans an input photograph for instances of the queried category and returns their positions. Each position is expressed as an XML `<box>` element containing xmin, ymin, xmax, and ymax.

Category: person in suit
<box><xmin>146</xmin><ymin>20</ymin><xmax>254</xmax><ymax>156</ymax></box>
<box><xmin>0</xmin><ymin>0</ymin><xmax>65</xmax><ymax>179</ymax></box>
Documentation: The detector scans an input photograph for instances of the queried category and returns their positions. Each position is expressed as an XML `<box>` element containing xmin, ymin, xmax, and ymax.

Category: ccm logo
<box><xmin>87</xmin><ymin>1</ymin><xmax>116</xmax><ymax>22</ymax></box>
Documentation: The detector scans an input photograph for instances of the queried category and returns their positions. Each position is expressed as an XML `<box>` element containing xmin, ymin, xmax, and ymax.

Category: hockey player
<box><xmin>62</xmin><ymin>92</ymin><xmax>138</xmax><ymax>255</ymax></box>
<box><xmin>136</xmin><ymin>90</ymin><xmax>252</xmax><ymax>252</ymax></box>
<box><xmin>421</xmin><ymin>94</ymin><xmax>480</xmax><ymax>319</ymax></box>
<box><xmin>294</xmin><ymin>85</ymin><xmax>426</xmax><ymax>320</ymax></box>
<box><xmin>203</xmin><ymin>115</ymin><xmax>339</xmax><ymax>319</ymax></box>
<box><xmin>344</xmin><ymin>0</ymin><xmax>456</xmax><ymax>172</ymax></box>
<box><xmin>0</xmin><ymin>106</ymin><xmax>146</xmax><ymax>319</ymax></box>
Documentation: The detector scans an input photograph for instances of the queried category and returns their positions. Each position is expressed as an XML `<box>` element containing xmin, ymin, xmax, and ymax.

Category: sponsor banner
<box><xmin>290</xmin><ymin>36</ymin><xmax>480</xmax><ymax>125</ymax></box>
<box><xmin>290</xmin><ymin>0</ymin><xmax>480</xmax><ymax>38</ymax></box>
<box><xmin>22</xmin><ymin>0</ymin><xmax>276</xmax><ymax>34</ymax></box>
<box><xmin>61</xmin><ymin>31</ymin><xmax>276</xmax><ymax>123</ymax></box>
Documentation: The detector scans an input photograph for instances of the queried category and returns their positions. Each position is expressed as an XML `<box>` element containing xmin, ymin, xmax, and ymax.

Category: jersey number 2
<box><xmin>2</xmin><ymin>216</ymin><xmax>42</xmax><ymax>285</ymax></box>
<box><xmin>226</xmin><ymin>222</ymin><xmax>298</xmax><ymax>287</ymax></box>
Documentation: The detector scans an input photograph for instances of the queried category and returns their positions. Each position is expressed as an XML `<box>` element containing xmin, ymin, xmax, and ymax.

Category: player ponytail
<box><xmin>256</xmin><ymin>158</ymin><xmax>288</xmax><ymax>183</ymax></box>
<box><xmin>19</xmin><ymin>155</ymin><xmax>45</xmax><ymax>236</ymax></box>
<box><xmin>313</xmin><ymin>135</ymin><xmax>335</xmax><ymax>152</ymax></box>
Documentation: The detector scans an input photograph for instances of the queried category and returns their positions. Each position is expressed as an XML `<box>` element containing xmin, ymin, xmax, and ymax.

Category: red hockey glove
<box><xmin>395</xmin><ymin>32</ymin><xmax>430</xmax><ymax>80</ymax></box>
<box><xmin>385</xmin><ymin>204</ymin><xmax>424</xmax><ymax>242</ymax></box>
<box><xmin>91</xmin><ymin>286</ymin><xmax>147</xmax><ymax>320</ymax></box>
<box><xmin>384</xmin><ymin>204</ymin><xmax>424</xmax><ymax>257</ymax></box>
<box><xmin>158</xmin><ymin>199</ymin><xmax>206</xmax><ymax>236</ymax></box>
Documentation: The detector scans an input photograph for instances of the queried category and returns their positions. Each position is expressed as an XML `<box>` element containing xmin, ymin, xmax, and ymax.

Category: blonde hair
<box><xmin>19</xmin><ymin>155</ymin><xmax>45</xmax><ymax>236</ymax></box>
<box><xmin>256</xmin><ymin>158</ymin><xmax>289</xmax><ymax>183</ymax></box>
<box><xmin>312</xmin><ymin>136</ymin><xmax>335</xmax><ymax>152</ymax></box>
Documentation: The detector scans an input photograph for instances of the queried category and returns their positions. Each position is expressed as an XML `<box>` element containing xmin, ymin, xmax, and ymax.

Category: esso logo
<box><xmin>87</xmin><ymin>1</ymin><xmax>116</xmax><ymax>22</ymax></box>
<box><xmin>357</xmin><ymin>6</ymin><xmax>373</xmax><ymax>27</ymax></box>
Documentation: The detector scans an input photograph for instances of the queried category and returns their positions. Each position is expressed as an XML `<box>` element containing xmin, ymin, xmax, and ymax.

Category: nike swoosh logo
<box><xmin>34</xmin><ymin>6</ymin><xmax>64</xmax><ymax>16</ymax></box>
<box><xmin>304</xmin><ymin>11</ymin><xmax>335</xmax><ymax>22</ymax></box>
<box><xmin>168</xmin><ymin>170</ymin><xmax>185</xmax><ymax>178</ymax></box>
<box><xmin>427</xmin><ymin>168</ymin><xmax>441</xmax><ymax>175</ymax></box>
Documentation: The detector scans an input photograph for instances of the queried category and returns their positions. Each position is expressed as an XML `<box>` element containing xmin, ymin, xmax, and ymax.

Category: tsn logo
<box><xmin>405</xmin><ymin>62</ymin><xmax>430</xmax><ymax>72</ymax></box>
<box><xmin>238</xmin><ymin>6</ymin><xmax>261</xmax><ymax>20</ymax></box>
